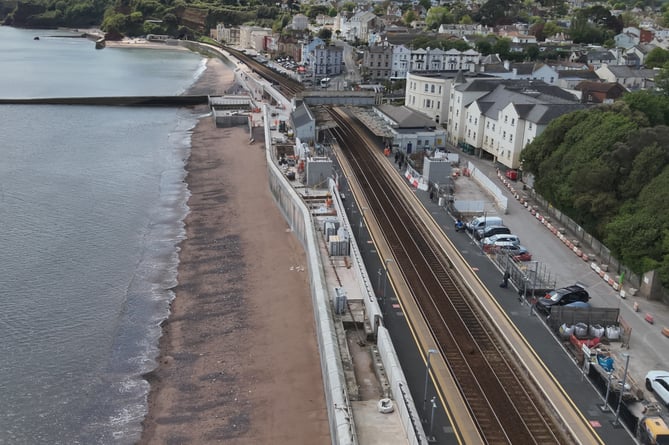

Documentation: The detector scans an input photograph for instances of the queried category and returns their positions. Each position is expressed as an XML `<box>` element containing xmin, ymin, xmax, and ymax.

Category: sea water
<box><xmin>0</xmin><ymin>27</ymin><xmax>207</xmax><ymax>444</ymax></box>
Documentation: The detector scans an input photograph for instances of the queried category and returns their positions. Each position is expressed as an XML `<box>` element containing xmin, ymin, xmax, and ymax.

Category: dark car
<box><xmin>535</xmin><ymin>284</ymin><xmax>590</xmax><ymax>316</ymax></box>
<box><xmin>475</xmin><ymin>225</ymin><xmax>511</xmax><ymax>240</ymax></box>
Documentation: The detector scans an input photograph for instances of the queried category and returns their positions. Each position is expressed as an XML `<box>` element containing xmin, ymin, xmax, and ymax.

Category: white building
<box><xmin>408</xmin><ymin>47</ymin><xmax>479</xmax><ymax>72</ymax></box>
<box><xmin>311</xmin><ymin>44</ymin><xmax>344</xmax><ymax>77</ymax></box>
<box><xmin>239</xmin><ymin>25</ymin><xmax>272</xmax><ymax>51</ymax></box>
<box><xmin>391</xmin><ymin>44</ymin><xmax>412</xmax><ymax>79</ymax></box>
<box><xmin>447</xmin><ymin>78</ymin><xmax>585</xmax><ymax>168</ymax></box>
<box><xmin>337</xmin><ymin>11</ymin><xmax>377</xmax><ymax>42</ymax></box>
<box><xmin>404</xmin><ymin>71</ymin><xmax>471</xmax><ymax>125</ymax></box>
<box><xmin>374</xmin><ymin>104</ymin><xmax>447</xmax><ymax>153</ymax></box>
<box><xmin>292</xmin><ymin>14</ymin><xmax>309</xmax><ymax>31</ymax></box>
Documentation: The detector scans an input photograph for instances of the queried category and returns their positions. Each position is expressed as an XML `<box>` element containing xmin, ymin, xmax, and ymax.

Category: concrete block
<box><xmin>600</xmin><ymin>264</ymin><xmax>609</xmax><ymax>272</ymax></box>
<box><xmin>572</xmin><ymin>239</ymin><xmax>580</xmax><ymax>247</ymax></box>
<box><xmin>629</xmin><ymin>288</ymin><xmax>638</xmax><ymax>296</ymax></box>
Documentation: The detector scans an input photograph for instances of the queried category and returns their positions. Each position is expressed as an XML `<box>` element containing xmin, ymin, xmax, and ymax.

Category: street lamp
<box><xmin>358</xmin><ymin>207</ymin><xmax>369</xmax><ymax>240</ymax></box>
<box><xmin>428</xmin><ymin>396</ymin><xmax>438</xmax><ymax>443</ymax></box>
<box><xmin>383</xmin><ymin>258</ymin><xmax>394</xmax><ymax>298</ymax></box>
<box><xmin>382</xmin><ymin>258</ymin><xmax>394</xmax><ymax>314</ymax></box>
<box><xmin>613</xmin><ymin>353</ymin><xmax>630</xmax><ymax>426</ymax></box>
<box><xmin>600</xmin><ymin>370</ymin><xmax>614</xmax><ymax>412</ymax></box>
<box><xmin>423</xmin><ymin>348</ymin><xmax>438</xmax><ymax>415</ymax></box>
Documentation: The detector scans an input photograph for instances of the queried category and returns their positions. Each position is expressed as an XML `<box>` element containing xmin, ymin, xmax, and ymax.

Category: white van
<box><xmin>466</xmin><ymin>216</ymin><xmax>503</xmax><ymax>233</ymax></box>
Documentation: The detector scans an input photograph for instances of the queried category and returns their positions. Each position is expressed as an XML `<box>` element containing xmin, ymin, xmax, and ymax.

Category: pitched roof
<box><xmin>587</xmin><ymin>50</ymin><xmax>616</xmax><ymax>61</ymax></box>
<box><xmin>467</xmin><ymin>81</ymin><xmax>583</xmax><ymax>124</ymax></box>
<box><xmin>575</xmin><ymin>81</ymin><xmax>626</xmax><ymax>93</ymax></box>
<box><xmin>292</xmin><ymin>103</ymin><xmax>314</xmax><ymax>128</ymax></box>
<box><xmin>457</xmin><ymin>79</ymin><xmax>578</xmax><ymax>102</ymax></box>
<box><xmin>376</xmin><ymin>104</ymin><xmax>436</xmax><ymax>128</ymax></box>
<box><xmin>557</xmin><ymin>70</ymin><xmax>599</xmax><ymax>80</ymax></box>
<box><xmin>510</xmin><ymin>62</ymin><xmax>535</xmax><ymax>75</ymax></box>
<box><xmin>604</xmin><ymin>64</ymin><xmax>657</xmax><ymax>78</ymax></box>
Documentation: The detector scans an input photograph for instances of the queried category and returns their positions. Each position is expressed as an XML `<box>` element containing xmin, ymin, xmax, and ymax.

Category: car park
<box><xmin>645</xmin><ymin>371</ymin><xmax>669</xmax><ymax>406</ymax></box>
<box><xmin>534</xmin><ymin>284</ymin><xmax>590</xmax><ymax>315</ymax></box>
<box><xmin>475</xmin><ymin>225</ymin><xmax>511</xmax><ymax>240</ymax></box>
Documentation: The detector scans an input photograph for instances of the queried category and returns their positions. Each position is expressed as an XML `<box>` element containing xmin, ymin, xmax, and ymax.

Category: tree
<box><xmin>525</xmin><ymin>44</ymin><xmax>540</xmax><ymax>60</ymax></box>
<box><xmin>623</xmin><ymin>90</ymin><xmax>669</xmax><ymax>126</ymax></box>
<box><xmin>459</xmin><ymin>14</ymin><xmax>472</xmax><ymax>24</ymax></box>
<box><xmin>403</xmin><ymin>9</ymin><xmax>416</xmax><ymax>26</ymax></box>
<box><xmin>655</xmin><ymin>61</ymin><xmax>669</xmax><ymax>96</ymax></box>
<box><xmin>318</xmin><ymin>28</ymin><xmax>332</xmax><ymax>42</ymax></box>
<box><xmin>645</xmin><ymin>47</ymin><xmax>669</xmax><ymax>68</ymax></box>
<box><xmin>493</xmin><ymin>37</ymin><xmax>511</xmax><ymax>59</ymax></box>
<box><xmin>426</xmin><ymin>6</ymin><xmax>454</xmax><ymax>28</ymax></box>
<box><xmin>476</xmin><ymin>39</ymin><xmax>493</xmax><ymax>55</ymax></box>
<box><xmin>476</xmin><ymin>0</ymin><xmax>520</xmax><ymax>26</ymax></box>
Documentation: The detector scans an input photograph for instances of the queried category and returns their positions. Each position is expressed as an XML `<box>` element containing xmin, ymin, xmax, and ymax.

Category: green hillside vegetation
<box><xmin>521</xmin><ymin>91</ymin><xmax>669</xmax><ymax>287</ymax></box>
<box><xmin>0</xmin><ymin>0</ymin><xmax>285</xmax><ymax>38</ymax></box>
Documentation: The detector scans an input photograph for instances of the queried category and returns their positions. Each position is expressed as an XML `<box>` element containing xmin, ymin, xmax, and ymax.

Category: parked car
<box><xmin>510</xmin><ymin>245</ymin><xmax>532</xmax><ymax>262</ymax></box>
<box><xmin>466</xmin><ymin>216</ymin><xmax>503</xmax><ymax>233</ymax></box>
<box><xmin>484</xmin><ymin>241</ymin><xmax>519</xmax><ymax>254</ymax></box>
<box><xmin>486</xmin><ymin>241</ymin><xmax>532</xmax><ymax>261</ymax></box>
<box><xmin>534</xmin><ymin>284</ymin><xmax>590</xmax><ymax>315</ymax></box>
<box><xmin>646</xmin><ymin>371</ymin><xmax>669</xmax><ymax>406</ymax></box>
<box><xmin>475</xmin><ymin>225</ymin><xmax>511</xmax><ymax>240</ymax></box>
<box><xmin>482</xmin><ymin>234</ymin><xmax>520</xmax><ymax>248</ymax></box>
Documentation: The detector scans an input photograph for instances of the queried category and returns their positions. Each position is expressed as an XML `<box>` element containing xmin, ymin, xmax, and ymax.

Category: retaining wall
<box><xmin>264</xmin><ymin>106</ymin><xmax>425</xmax><ymax>444</ymax></box>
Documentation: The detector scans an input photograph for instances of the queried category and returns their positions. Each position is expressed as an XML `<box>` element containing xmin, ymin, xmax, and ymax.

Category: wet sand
<box><xmin>138</xmin><ymin>57</ymin><xmax>329</xmax><ymax>444</ymax></box>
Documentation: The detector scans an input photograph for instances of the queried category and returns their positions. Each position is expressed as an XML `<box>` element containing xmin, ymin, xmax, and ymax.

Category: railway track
<box><xmin>220</xmin><ymin>45</ymin><xmax>304</xmax><ymax>98</ymax></box>
<box><xmin>327</xmin><ymin>106</ymin><xmax>573</xmax><ymax>444</ymax></box>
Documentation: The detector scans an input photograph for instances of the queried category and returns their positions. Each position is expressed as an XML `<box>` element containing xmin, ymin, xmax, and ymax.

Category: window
<box><xmin>487</xmin><ymin>122</ymin><xmax>490</xmax><ymax>129</ymax></box>
<box><xmin>503</xmin><ymin>131</ymin><xmax>506</xmax><ymax>139</ymax></box>
<box><xmin>439</xmin><ymin>86</ymin><xmax>442</xmax><ymax>94</ymax></box>
<box><xmin>424</xmin><ymin>84</ymin><xmax>428</xmax><ymax>92</ymax></box>
<box><xmin>509</xmin><ymin>135</ymin><xmax>513</xmax><ymax>142</ymax></box>
<box><xmin>511</xmin><ymin>118</ymin><xmax>515</xmax><ymax>125</ymax></box>
<box><xmin>492</xmin><ymin>124</ymin><xmax>495</xmax><ymax>131</ymax></box>
<box><xmin>467</xmin><ymin>129</ymin><xmax>471</xmax><ymax>137</ymax></box>
<box><xmin>485</xmin><ymin>136</ymin><xmax>488</xmax><ymax>143</ymax></box>
<box><xmin>437</xmin><ymin>101</ymin><xmax>440</xmax><ymax>108</ymax></box>
<box><xmin>504</xmin><ymin>115</ymin><xmax>508</xmax><ymax>123</ymax></box>
<box><xmin>474</xmin><ymin>118</ymin><xmax>478</xmax><ymax>125</ymax></box>
<box><xmin>431</xmin><ymin>85</ymin><xmax>435</xmax><ymax>93</ymax></box>
<box><xmin>529</xmin><ymin>122</ymin><xmax>533</xmax><ymax>130</ymax></box>
<box><xmin>417</xmin><ymin>140</ymin><xmax>422</xmax><ymax>145</ymax></box>
<box><xmin>424</xmin><ymin>140</ymin><xmax>429</xmax><ymax>146</ymax></box>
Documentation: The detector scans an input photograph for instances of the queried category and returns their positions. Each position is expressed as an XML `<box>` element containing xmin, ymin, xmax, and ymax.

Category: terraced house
<box><xmin>446</xmin><ymin>77</ymin><xmax>586</xmax><ymax>169</ymax></box>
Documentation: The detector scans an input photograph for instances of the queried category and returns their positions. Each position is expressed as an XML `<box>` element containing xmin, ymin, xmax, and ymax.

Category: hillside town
<box><xmin>191</xmin><ymin>0</ymin><xmax>668</xmax><ymax>171</ymax></box>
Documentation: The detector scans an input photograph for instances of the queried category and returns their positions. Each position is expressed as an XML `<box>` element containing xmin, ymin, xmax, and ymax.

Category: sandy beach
<box><xmin>138</xmin><ymin>57</ymin><xmax>329</xmax><ymax>443</ymax></box>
